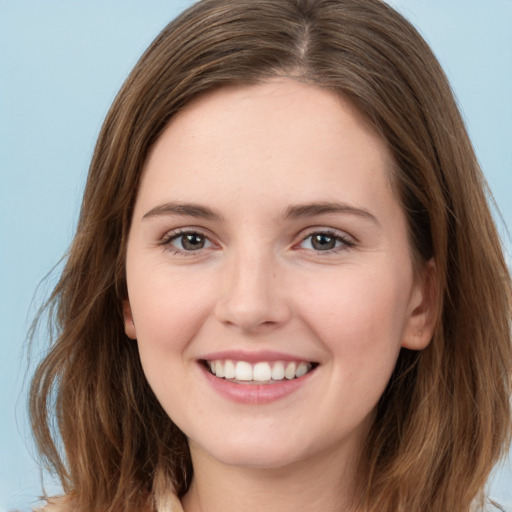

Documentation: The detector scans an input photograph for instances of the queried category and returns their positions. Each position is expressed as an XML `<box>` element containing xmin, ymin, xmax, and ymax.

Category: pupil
<box><xmin>182</xmin><ymin>234</ymin><xmax>204</xmax><ymax>250</ymax></box>
<box><xmin>312</xmin><ymin>234</ymin><xmax>335</xmax><ymax>250</ymax></box>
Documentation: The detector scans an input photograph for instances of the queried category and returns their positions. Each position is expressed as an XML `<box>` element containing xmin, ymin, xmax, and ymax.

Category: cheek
<box><xmin>299</xmin><ymin>263</ymin><xmax>411</xmax><ymax>366</ymax></box>
<box><xmin>127</xmin><ymin>265</ymin><xmax>214</xmax><ymax>375</ymax></box>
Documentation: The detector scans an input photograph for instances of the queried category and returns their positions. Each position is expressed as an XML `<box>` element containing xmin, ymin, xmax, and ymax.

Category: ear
<box><xmin>123</xmin><ymin>299</ymin><xmax>137</xmax><ymax>339</ymax></box>
<box><xmin>401</xmin><ymin>259</ymin><xmax>438</xmax><ymax>350</ymax></box>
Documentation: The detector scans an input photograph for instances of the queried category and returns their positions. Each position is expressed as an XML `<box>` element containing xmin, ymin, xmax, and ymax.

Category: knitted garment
<box><xmin>34</xmin><ymin>494</ymin><xmax>510</xmax><ymax>511</ymax></box>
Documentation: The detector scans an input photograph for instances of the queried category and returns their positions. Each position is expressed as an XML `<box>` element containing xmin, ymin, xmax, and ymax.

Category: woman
<box><xmin>30</xmin><ymin>0</ymin><xmax>512</xmax><ymax>511</ymax></box>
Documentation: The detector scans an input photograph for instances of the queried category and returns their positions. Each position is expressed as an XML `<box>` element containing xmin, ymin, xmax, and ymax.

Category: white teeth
<box><xmin>295</xmin><ymin>362</ymin><xmax>308</xmax><ymax>378</ymax></box>
<box><xmin>271</xmin><ymin>361</ymin><xmax>285</xmax><ymax>380</ymax></box>
<box><xmin>224</xmin><ymin>360</ymin><xmax>236</xmax><ymax>379</ymax></box>
<box><xmin>207</xmin><ymin>359</ymin><xmax>314</xmax><ymax>382</ymax></box>
<box><xmin>235</xmin><ymin>361</ymin><xmax>253</xmax><ymax>381</ymax></box>
<box><xmin>253</xmin><ymin>362</ymin><xmax>272</xmax><ymax>382</ymax></box>
<box><xmin>215</xmin><ymin>360</ymin><xmax>225</xmax><ymax>378</ymax></box>
<box><xmin>285</xmin><ymin>362</ymin><xmax>297</xmax><ymax>379</ymax></box>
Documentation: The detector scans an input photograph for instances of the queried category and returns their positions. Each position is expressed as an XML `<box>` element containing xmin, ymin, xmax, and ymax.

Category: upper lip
<box><xmin>199</xmin><ymin>350</ymin><xmax>318</xmax><ymax>364</ymax></box>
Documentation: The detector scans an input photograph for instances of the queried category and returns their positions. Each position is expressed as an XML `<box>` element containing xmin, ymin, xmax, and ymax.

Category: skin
<box><xmin>123</xmin><ymin>79</ymin><xmax>436</xmax><ymax>512</ymax></box>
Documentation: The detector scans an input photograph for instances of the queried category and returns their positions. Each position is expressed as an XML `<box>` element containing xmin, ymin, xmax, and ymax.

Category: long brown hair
<box><xmin>30</xmin><ymin>1</ymin><xmax>512</xmax><ymax>511</ymax></box>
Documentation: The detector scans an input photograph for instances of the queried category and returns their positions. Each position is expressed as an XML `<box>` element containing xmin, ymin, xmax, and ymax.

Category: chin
<box><xmin>193</xmin><ymin>435</ymin><xmax>307</xmax><ymax>470</ymax></box>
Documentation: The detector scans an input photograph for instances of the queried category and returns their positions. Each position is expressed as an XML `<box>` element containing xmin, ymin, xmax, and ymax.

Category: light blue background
<box><xmin>1</xmin><ymin>1</ymin><xmax>511</xmax><ymax>510</ymax></box>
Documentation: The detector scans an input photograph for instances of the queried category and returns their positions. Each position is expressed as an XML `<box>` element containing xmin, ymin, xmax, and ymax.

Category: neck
<box><xmin>180</xmin><ymin>442</ymin><xmax>361</xmax><ymax>512</ymax></box>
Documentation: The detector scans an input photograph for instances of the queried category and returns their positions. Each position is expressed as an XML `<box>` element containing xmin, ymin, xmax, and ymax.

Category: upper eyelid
<box><xmin>160</xmin><ymin>229</ymin><xmax>217</xmax><ymax>256</ymax></box>
<box><xmin>161</xmin><ymin>226</ymin><xmax>214</xmax><ymax>242</ymax></box>
<box><xmin>158</xmin><ymin>226</ymin><xmax>356</xmax><ymax>249</ymax></box>
<box><xmin>296</xmin><ymin>226</ymin><xmax>356</xmax><ymax>243</ymax></box>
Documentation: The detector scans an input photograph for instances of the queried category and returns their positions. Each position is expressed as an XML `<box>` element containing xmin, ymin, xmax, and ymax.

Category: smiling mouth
<box><xmin>203</xmin><ymin>359</ymin><xmax>319</xmax><ymax>384</ymax></box>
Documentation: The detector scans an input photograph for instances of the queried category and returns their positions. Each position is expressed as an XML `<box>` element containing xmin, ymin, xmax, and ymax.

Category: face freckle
<box><xmin>123</xmin><ymin>78</ymin><xmax>433</xmax><ymax>475</ymax></box>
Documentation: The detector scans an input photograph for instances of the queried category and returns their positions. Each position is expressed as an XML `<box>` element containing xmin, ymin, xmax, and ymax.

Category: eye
<box><xmin>299</xmin><ymin>231</ymin><xmax>354</xmax><ymax>252</ymax></box>
<box><xmin>162</xmin><ymin>231</ymin><xmax>214</xmax><ymax>253</ymax></box>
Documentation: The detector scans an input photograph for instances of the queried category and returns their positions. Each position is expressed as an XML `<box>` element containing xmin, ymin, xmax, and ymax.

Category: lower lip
<box><xmin>200</xmin><ymin>363</ymin><xmax>315</xmax><ymax>404</ymax></box>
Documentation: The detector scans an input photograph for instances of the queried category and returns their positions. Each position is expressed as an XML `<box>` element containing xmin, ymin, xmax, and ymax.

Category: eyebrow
<box><xmin>284</xmin><ymin>201</ymin><xmax>379</xmax><ymax>225</ymax></box>
<box><xmin>143</xmin><ymin>201</ymin><xmax>223</xmax><ymax>221</ymax></box>
<box><xmin>142</xmin><ymin>200</ymin><xmax>379</xmax><ymax>225</ymax></box>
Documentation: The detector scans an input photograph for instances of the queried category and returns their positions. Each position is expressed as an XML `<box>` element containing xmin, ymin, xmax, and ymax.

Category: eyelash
<box><xmin>159</xmin><ymin>228</ymin><xmax>355</xmax><ymax>256</ymax></box>
<box><xmin>297</xmin><ymin>229</ymin><xmax>355</xmax><ymax>254</ymax></box>
<box><xmin>160</xmin><ymin>229</ymin><xmax>214</xmax><ymax>256</ymax></box>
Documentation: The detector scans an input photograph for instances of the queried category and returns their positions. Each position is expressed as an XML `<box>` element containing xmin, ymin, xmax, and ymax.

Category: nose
<box><xmin>214</xmin><ymin>249</ymin><xmax>292</xmax><ymax>334</ymax></box>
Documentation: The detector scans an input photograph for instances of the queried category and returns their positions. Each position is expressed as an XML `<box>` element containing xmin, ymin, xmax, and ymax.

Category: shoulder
<box><xmin>33</xmin><ymin>496</ymin><xmax>73</xmax><ymax>512</ymax></box>
<box><xmin>486</xmin><ymin>499</ymin><xmax>511</xmax><ymax>512</ymax></box>
<box><xmin>32</xmin><ymin>495</ymin><xmax>157</xmax><ymax>512</ymax></box>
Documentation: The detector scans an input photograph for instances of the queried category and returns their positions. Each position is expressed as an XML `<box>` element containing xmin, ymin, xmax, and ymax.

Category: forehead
<box><xmin>137</xmin><ymin>79</ymin><xmax>396</xmax><ymax>218</ymax></box>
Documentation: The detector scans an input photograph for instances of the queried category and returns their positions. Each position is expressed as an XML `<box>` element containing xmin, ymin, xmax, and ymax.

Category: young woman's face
<box><xmin>124</xmin><ymin>79</ymin><xmax>432</xmax><ymax>472</ymax></box>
